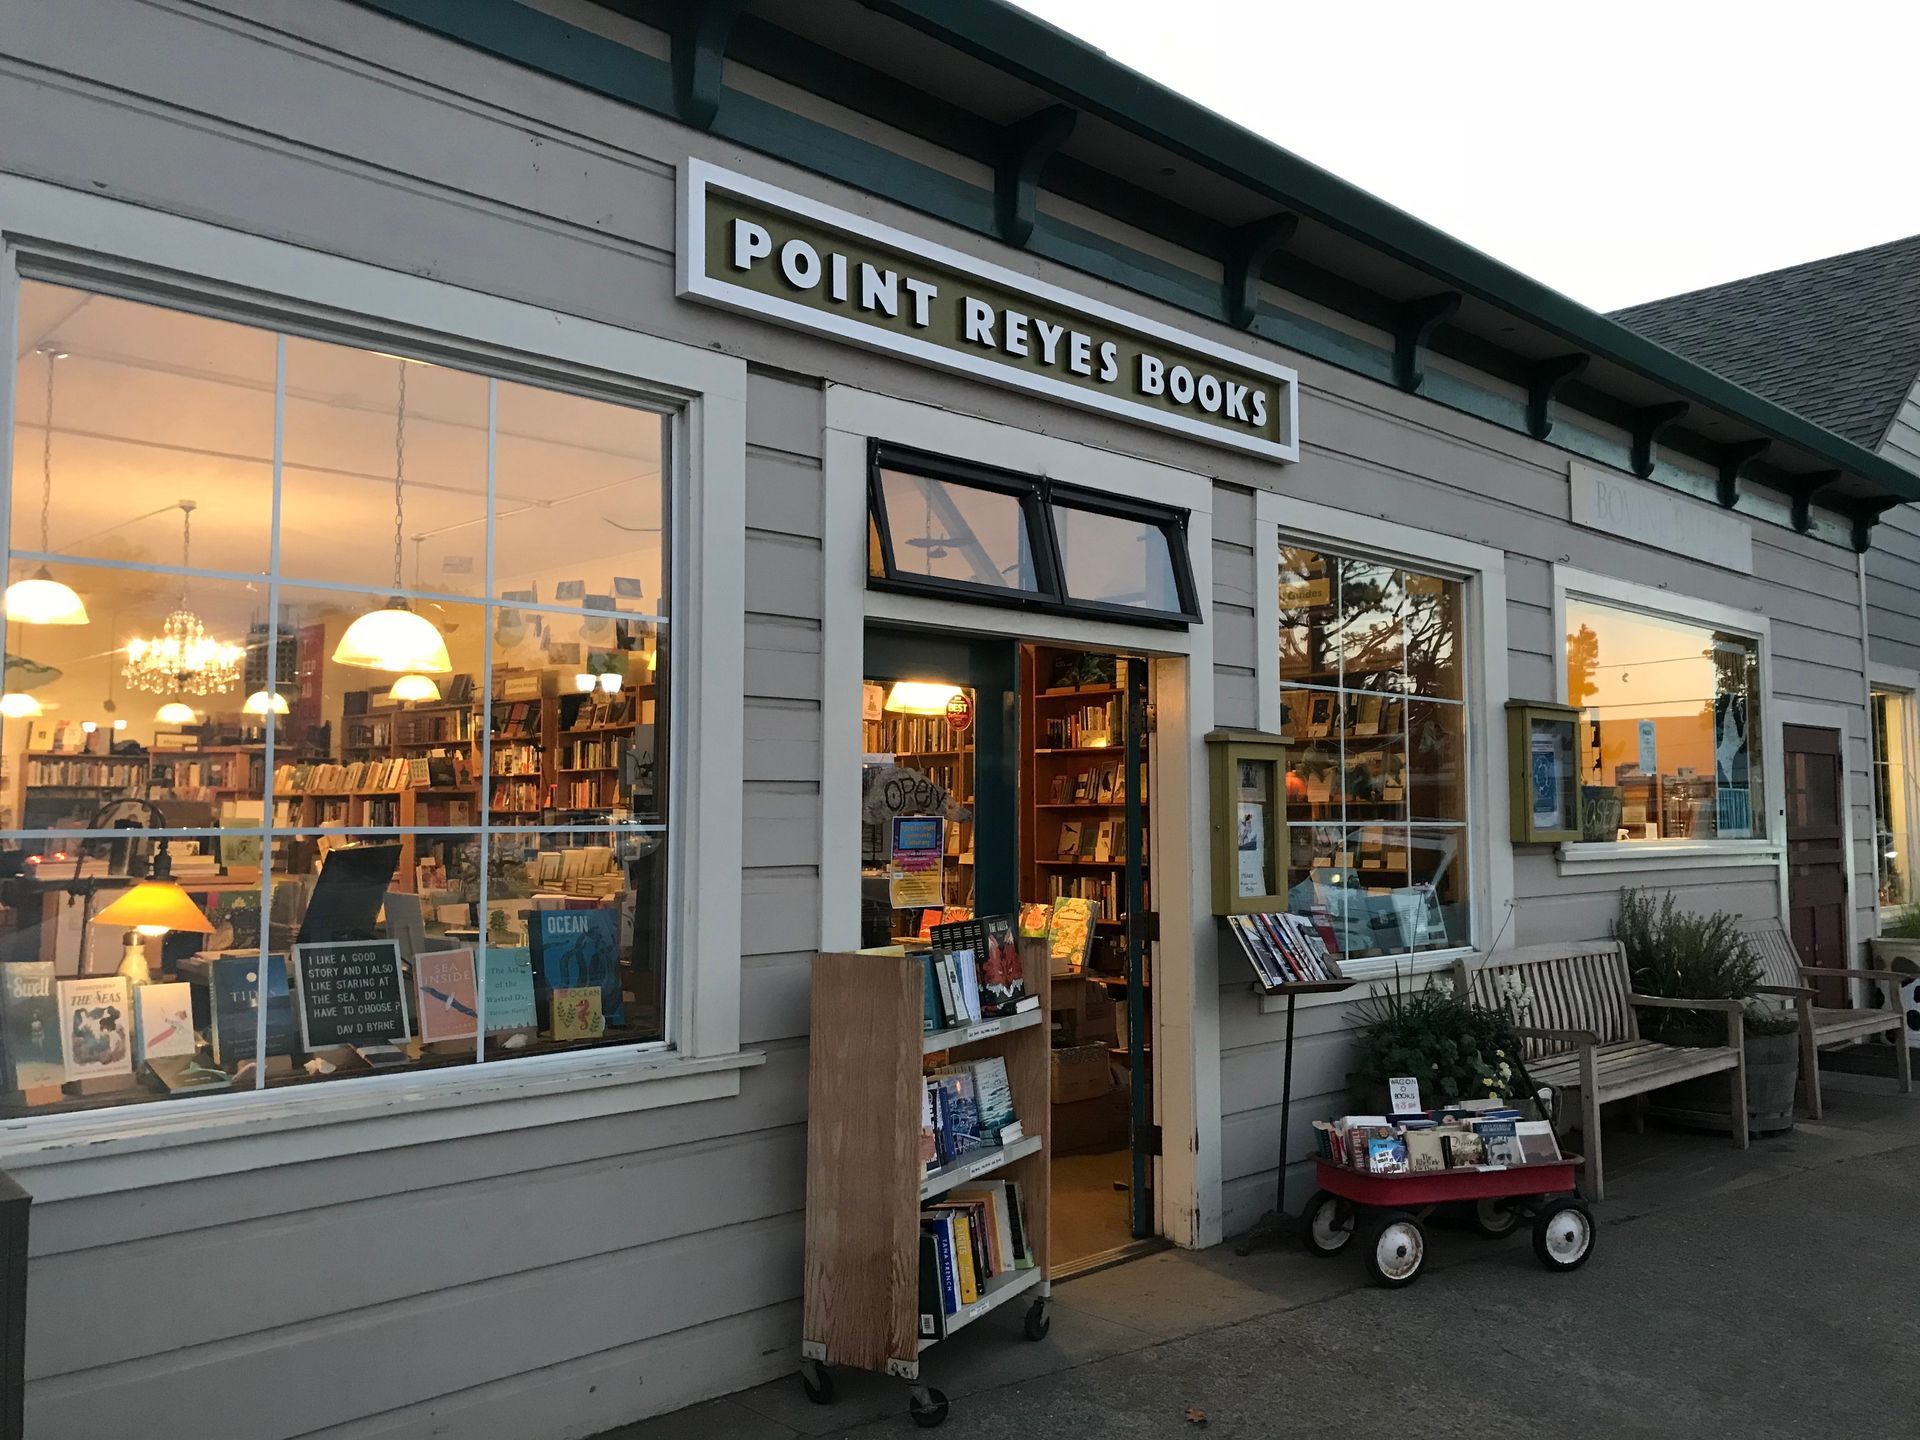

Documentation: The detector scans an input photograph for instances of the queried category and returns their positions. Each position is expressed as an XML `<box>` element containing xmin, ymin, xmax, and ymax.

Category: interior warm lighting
<box><xmin>884</xmin><ymin>681</ymin><xmax>964</xmax><ymax>716</ymax></box>
<box><xmin>574</xmin><ymin>672</ymin><xmax>598</xmax><ymax>694</ymax></box>
<box><xmin>647</xmin><ymin>647</ymin><xmax>659</xmax><ymax>673</ymax></box>
<box><xmin>95</xmin><ymin>861</ymin><xmax>214</xmax><ymax>986</ymax></box>
<box><xmin>0</xmin><ymin>692</ymin><xmax>44</xmax><ymax>719</ymax></box>
<box><xmin>598</xmin><ymin>671</ymin><xmax>624</xmax><ymax>694</ymax></box>
<box><xmin>155</xmin><ymin>701</ymin><xmax>197</xmax><ymax>725</ymax></box>
<box><xmin>337</xmin><ymin>359</ymin><xmax>452</xmax><ymax>675</ymax></box>
<box><xmin>81</xmin><ymin>721</ymin><xmax>97</xmax><ymax>733</ymax></box>
<box><xmin>112</xmin><ymin>718</ymin><xmax>127</xmax><ymax>731</ymax></box>
<box><xmin>387</xmin><ymin>672</ymin><xmax>441</xmax><ymax>703</ymax></box>
<box><xmin>243</xmin><ymin>689</ymin><xmax>291</xmax><ymax>715</ymax></box>
<box><xmin>333</xmin><ymin>600</ymin><xmax>452</xmax><ymax>674</ymax></box>
<box><xmin>6</xmin><ymin>350</ymin><xmax>89</xmax><ymax>626</ymax></box>
<box><xmin>124</xmin><ymin>503</ymin><xmax>244</xmax><ymax>695</ymax></box>
<box><xmin>4</xmin><ymin>569</ymin><xmax>88</xmax><ymax>626</ymax></box>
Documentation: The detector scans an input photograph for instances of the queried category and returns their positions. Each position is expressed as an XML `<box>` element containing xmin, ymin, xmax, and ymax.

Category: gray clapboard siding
<box><xmin>739</xmin><ymin>952</ymin><xmax>817</xmax><ymax>1046</ymax></box>
<box><xmin>25</xmin><ymin>1124</ymin><xmax>805</xmax><ymax>1379</ymax></box>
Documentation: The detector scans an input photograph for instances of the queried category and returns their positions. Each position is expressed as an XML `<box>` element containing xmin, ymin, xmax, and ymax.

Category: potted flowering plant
<box><xmin>1349</xmin><ymin>971</ymin><xmax>1529</xmax><ymax>1110</ymax></box>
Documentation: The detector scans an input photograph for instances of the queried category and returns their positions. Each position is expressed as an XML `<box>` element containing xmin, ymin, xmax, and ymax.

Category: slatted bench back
<box><xmin>1457</xmin><ymin>940</ymin><xmax>1637</xmax><ymax>1058</ymax></box>
<box><xmin>1739</xmin><ymin>918</ymin><xmax>1802</xmax><ymax>993</ymax></box>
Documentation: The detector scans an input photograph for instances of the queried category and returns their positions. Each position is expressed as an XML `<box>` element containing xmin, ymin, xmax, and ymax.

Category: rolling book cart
<box><xmin>800</xmin><ymin>937</ymin><xmax>1052</xmax><ymax>1429</ymax></box>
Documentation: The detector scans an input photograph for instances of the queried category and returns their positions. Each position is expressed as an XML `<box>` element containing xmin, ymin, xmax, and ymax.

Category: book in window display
<box><xmin>58</xmin><ymin>977</ymin><xmax>134</xmax><ymax>1083</ymax></box>
<box><xmin>531</xmin><ymin>907</ymin><xmax>624</xmax><ymax>1030</ymax></box>
<box><xmin>1</xmin><ymin>962</ymin><xmax>63</xmax><ymax>1093</ymax></box>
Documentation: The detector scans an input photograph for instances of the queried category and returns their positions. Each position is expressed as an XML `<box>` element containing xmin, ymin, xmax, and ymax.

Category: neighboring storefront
<box><xmin>2</xmin><ymin>3</ymin><xmax>1918</xmax><ymax>1435</ymax></box>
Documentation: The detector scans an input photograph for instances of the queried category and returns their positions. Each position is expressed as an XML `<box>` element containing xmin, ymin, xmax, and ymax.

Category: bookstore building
<box><xmin>0</xmin><ymin>3</ymin><xmax>1915</xmax><ymax>1436</ymax></box>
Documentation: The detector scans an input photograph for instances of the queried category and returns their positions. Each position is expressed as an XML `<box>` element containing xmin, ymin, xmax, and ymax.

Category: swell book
<box><xmin>531</xmin><ymin>907</ymin><xmax>624</xmax><ymax>1029</ymax></box>
<box><xmin>58</xmin><ymin>977</ymin><xmax>135</xmax><ymax>1082</ymax></box>
<box><xmin>0</xmin><ymin>961</ymin><xmax>63</xmax><ymax>1091</ymax></box>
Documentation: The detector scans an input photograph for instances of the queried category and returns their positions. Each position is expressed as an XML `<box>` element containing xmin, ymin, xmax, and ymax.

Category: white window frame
<box><xmin>1253</xmin><ymin>491</ymin><xmax>1514</xmax><ymax>989</ymax></box>
<box><xmin>0</xmin><ymin>176</ymin><xmax>755</xmax><ymax>1195</ymax></box>
<box><xmin>1552</xmin><ymin>565</ymin><xmax>1782</xmax><ymax>874</ymax></box>
<box><xmin>1869</xmin><ymin>664</ymin><xmax>1920</xmax><ymax>933</ymax></box>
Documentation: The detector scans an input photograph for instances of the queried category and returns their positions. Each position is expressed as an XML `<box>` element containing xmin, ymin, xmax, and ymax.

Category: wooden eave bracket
<box><xmin>1525</xmin><ymin>354</ymin><xmax>1589</xmax><ymax>440</ymax></box>
<box><xmin>672</xmin><ymin>0</ymin><xmax>751</xmax><ymax>131</ymax></box>
<box><xmin>1716</xmin><ymin>438</ymin><xmax>1771</xmax><ymax>509</ymax></box>
<box><xmin>1392</xmin><ymin>292</ymin><xmax>1461</xmax><ymax>393</ymax></box>
<box><xmin>1629</xmin><ymin>400</ymin><xmax>1690</xmax><ymax>479</ymax></box>
<box><xmin>995</xmin><ymin>105</ymin><xmax>1077</xmax><ymax>248</ymax></box>
<box><xmin>1785</xmin><ymin>470</ymin><xmax>1843</xmax><ymax>535</ymax></box>
<box><xmin>1223</xmin><ymin>214</ymin><xmax>1299</xmax><ymax>329</ymax></box>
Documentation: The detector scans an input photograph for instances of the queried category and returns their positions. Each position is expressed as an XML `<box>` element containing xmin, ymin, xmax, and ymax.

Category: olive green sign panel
<box><xmin>678</xmin><ymin>160</ymin><xmax>1299</xmax><ymax>461</ymax></box>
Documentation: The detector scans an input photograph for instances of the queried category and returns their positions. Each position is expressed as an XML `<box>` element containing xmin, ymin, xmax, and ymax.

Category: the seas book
<box><xmin>58</xmin><ymin>977</ymin><xmax>135</xmax><ymax>1082</ymax></box>
<box><xmin>531</xmin><ymin>907</ymin><xmax>625</xmax><ymax>1028</ymax></box>
<box><xmin>0</xmin><ymin>961</ymin><xmax>63</xmax><ymax>1090</ymax></box>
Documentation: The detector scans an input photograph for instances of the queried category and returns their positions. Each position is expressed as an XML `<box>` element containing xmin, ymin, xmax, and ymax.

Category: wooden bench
<box><xmin>1455</xmin><ymin>940</ymin><xmax>1746</xmax><ymax>1200</ymax></box>
<box><xmin>1742</xmin><ymin>919</ymin><xmax>1910</xmax><ymax>1118</ymax></box>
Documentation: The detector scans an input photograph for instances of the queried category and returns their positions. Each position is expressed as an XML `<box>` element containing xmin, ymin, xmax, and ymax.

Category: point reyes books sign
<box><xmin>678</xmin><ymin>160</ymin><xmax>1299</xmax><ymax>461</ymax></box>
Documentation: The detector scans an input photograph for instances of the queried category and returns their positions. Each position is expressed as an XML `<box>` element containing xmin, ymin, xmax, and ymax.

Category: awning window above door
<box><xmin>867</xmin><ymin>442</ymin><xmax>1200</xmax><ymax>626</ymax></box>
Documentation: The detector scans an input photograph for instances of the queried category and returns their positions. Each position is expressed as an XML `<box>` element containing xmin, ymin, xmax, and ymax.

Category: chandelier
<box><xmin>124</xmin><ymin>501</ymin><xmax>244</xmax><ymax>696</ymax></box>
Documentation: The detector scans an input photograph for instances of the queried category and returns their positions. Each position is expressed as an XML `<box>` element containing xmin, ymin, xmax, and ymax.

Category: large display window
<box><xmin>0</xmin><ymin>278</ymin><xmax>672</xmax><ymax>1117</ymax></box>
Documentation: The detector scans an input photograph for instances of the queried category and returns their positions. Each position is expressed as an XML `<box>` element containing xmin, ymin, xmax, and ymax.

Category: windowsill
<box><xmin>0</xmin><ymin>1045</ymin><xmax>767</xmax><ymax>1201</ymax></box>
<box><xmin>1555</xmin><ymin>839</ymin><xmax>1782</xmax><ymax>876</ymax></box>
<box><xmin>1254</xmin><ymin>948</ymin><xmax>1466</xmax><ymax>1012</ymax></box>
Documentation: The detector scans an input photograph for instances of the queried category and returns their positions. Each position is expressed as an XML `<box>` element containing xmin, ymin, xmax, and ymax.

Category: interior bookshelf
<box><xmin>865</xmin><ymin>701</ymin><xmax>976</xmax><ymax>908</ymax></box>
<box><xmin>18</xmin><ymin>751</ymin><xmax>151</xmax><ymax>829</ymax></box>
<box><xmin>801</xmin><ymin>936</ymin><xmax>1051</xmax><ymax>1421</ymax></box>
<box><xmin>1020</xmin><ymin>647</ymin><xmax>1149</xmax><ymax>948</ymax></box>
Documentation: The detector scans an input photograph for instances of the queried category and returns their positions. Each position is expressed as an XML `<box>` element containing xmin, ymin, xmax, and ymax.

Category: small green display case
<box><xmin>1205</xmin><ymin>728</ymin><xmax>1289</xmax><ymax>915</ymax></box>
<box><xmin>1506</xmin><ymin>700</ymin><xmax>1583</xmax><ymax>845</ymax></box>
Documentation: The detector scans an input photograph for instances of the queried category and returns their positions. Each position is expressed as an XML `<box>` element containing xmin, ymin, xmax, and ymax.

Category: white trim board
<box><xmin>820</xmin><ymin>385</ymin><xmax>1224</xmax><ymax>1250</ymax></box>
<box><xmin>0</xmin><ymin>176</ymin><xmax>755</xmax><ymax>1165</ymax></box>
<box><xmin>1253</xmin><ymin>490</ymin><xmax>1516</xmax><ymax>962</ymax></box>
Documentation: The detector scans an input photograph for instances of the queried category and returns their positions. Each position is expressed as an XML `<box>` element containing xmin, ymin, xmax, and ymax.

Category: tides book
<box><xmin>0</xmin><ymin>961</ymin><xmax>63</xmax><ymax>1091</ymax></box>
<box><xmin>210</xmin><ymin>953</ymin><xmax>295</xmax><ymax>1067</ymax></box>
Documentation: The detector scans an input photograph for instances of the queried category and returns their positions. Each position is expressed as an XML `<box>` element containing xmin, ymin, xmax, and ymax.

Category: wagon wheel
<box><xmin>1532</xmin><ymin>1198</ymin><xmax>1595</xmax><ymax>1272</ymax></box>
<box><xmin>1364</xmin><ymin>1209</ymin><xmax>1426</xmax><ymax>1288</ymax></box>
<box><xmin>1301</xmin><ymin>1189</ymin><xmax>1357</xmax><ymax>1257</ymax></box>
<box><xmin>1470</xmin><ymin>1197</ymin><xmax>1523</xmax><ymax>1238</ymax></box>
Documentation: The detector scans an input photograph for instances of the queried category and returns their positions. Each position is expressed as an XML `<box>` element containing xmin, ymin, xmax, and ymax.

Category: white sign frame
<box><xmin>1569</xmin><ymin>460</ymin><xmax>1753</xmax><ymax>574</ymax></box>
<box><xmin>678</xmin><ymin>158</ymin><xmax>1300</xmax><ymax>462</ymax></box>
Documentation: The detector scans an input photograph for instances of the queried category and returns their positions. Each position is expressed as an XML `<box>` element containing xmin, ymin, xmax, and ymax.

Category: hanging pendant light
<box><xmin>387</xmin><ymin>673</ymin><xmax>441</xmax><ymax>703</ymax></box>
<box><xmin>0</xmin><ymin>691</ymin><xmax>44</xmax><ymax>719</ymax></box>
<box><xmin>155</xmin><ymin>701</ymin><xmax>197</xmax><ymax>725</ymax></box>
<box><xmin>243</xmin><ymin>689</ymin><xmax>291</xmax><ymax>715</ymax></box>
<box><xmin>884</xmin><ymin>681</ymin><xmax>963</xmax><ymax>715</ymax></box>
<box><xmin>335</xmin><ymin>360</ymin><xmax>452</xmax><ymax>674</ymax></box>
<box><xmin>123</xmin><ymin>502</ymin><xmax>244</xmax><ymax>695</ymax></box>
<box><xmin>5</xmin><ymin>349</ymin><xmax>89</xmax><ymax>626</ymax></box>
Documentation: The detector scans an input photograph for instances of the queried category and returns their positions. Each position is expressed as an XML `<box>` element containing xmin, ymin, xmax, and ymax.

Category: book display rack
<box><xmin>800</xmin><ymin>936</ymin><xmax>1052</xmax><ymax>1429</ymax></box>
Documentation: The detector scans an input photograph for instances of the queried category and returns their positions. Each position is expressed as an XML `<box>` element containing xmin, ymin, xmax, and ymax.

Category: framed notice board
<box><xmin>1204</xmin><ymin>728</ymin><xmax>1289</xmax><ymax>914</ymax></box>
<box><xmin>1506</xmin><ymin>701</ymin><xmax>1583</xmax><ymax>845</ymax></box>
<box><xmin>292</xmin><ymin>939</ymin><xmax>410</xmax><ymax>1050</ymax></box>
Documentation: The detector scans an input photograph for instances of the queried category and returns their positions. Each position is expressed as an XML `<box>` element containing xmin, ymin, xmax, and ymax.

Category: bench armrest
<box><xmin>1628</xmin><ymin>994</ymin><xmax>1745</xmax><ymax>1013</ymax></box>
<box><xmin>1798</xmin><ymin>966</ymin><xmax>1908</xmax><ymax>986</ymax></box>
<box><xmin>1511</xmin><ymin>1024</ymin><xmax>1597</xmax><ymax>1046</ymax></box>
<box><xmin>1753</xmin><ymin>983</ymin><xmax>1816</xmax><ymax>999</ymax></box>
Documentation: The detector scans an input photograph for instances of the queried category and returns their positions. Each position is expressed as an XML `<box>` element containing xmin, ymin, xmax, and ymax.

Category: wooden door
<box><xmin>1784</xmin><ymin>724</ymin><xmax>1849</xmax><ymax>1006</ymax></box>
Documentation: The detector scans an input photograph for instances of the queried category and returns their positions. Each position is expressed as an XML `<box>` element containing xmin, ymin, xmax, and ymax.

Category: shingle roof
<box><xmin>1611</xmin><ymin>233</ymin><xmax>1920</xmax><ymax>452</ymax></box>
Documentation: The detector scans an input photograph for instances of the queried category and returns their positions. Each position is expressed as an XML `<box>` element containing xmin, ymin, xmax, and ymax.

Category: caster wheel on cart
<box><xmin>798</xmin><ymin>1359</ymin><xmax>834</xmax><ymax>1405</ymax></box>
<box><xmin>1302</xmin><ymin>1189</ymin><xmax>1356</xmax><ymax>1258</ymax></box>
<box><xmin>1471</xmin><ymin>1197</ymin><xmax>1523</xmax><ymax>1239</ymax></box>
<box><xmin>909</xmin><ymin>1386</ymin><xmax>950</xmax><ymax>1428</ymax></box>
<box><xmin>1023</xmin><ymin>1298</ymin><xmax>1051</xmax><ymax>1341</ymax></box>
<box><xmin>1532</xmin><ymin>1198</ymin><xmax>1595</xmax><ymax>1272</ymax></box>
<box><xmin>1365</xmin><ymin>1210</ymin><xmax>1426</xmax><ymax>1288</ymax></box>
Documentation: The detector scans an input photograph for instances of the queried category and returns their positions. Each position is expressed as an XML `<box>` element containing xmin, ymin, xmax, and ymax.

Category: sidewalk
<box><xmin>608</xmin><ymin>1069</ymin><xmax>1920</xmax><ymax>1438</ymax></box>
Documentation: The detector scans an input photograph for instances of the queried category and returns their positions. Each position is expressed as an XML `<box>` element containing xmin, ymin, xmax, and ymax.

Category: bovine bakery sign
<box><xmin>678</xmin><ymin>160</ymin><xmax>1298</xmax><ymax>460</ymax></box>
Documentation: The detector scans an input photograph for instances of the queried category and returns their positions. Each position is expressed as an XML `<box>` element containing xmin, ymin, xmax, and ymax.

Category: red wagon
<box><xmin>1302</xmin><ymin>1156</ymin><xmax>1593</xmax><ymax>1287</ymax></box>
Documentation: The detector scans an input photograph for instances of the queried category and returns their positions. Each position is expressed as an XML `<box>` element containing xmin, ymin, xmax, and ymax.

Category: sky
<box><xmin>1011</xmin><ymin>1</ymin><xmax>1920</xmax><ymax>312</ymax></box>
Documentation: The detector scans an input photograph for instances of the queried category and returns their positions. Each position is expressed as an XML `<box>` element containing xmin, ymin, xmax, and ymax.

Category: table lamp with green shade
<box><xmin>91</xmin><ymin>851</ymin><xmax>214</xmax><ymax>985</ymax></box>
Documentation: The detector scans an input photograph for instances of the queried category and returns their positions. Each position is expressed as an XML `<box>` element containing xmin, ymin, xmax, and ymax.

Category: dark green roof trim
<box><xmin>1393</xmin><ymin>293</ymin><xmax>1461</xmax><ymax>394</ymax></box>
<box><xmin>350</xmin><ymin>0</ymin><xmax>1909</xmax><ymax>543</ymax></box>
<box><xmin>670</xmin><ymin>0</ymin><xmax>748</xmax><ymax>131</ymax></box>
<box><xmin>1717</xmin><ymin>439</ymin><xmax>1771</xmax><ymax>510</ymax></box>
<box><xmin>1526</xmin><ymin>355</ymin><xmax>1588</xmax><ymax>440</ymax></box>
<box><xmin>995</xmin><ymin>106</ymin><xmax>1078</xmax><ymax>248</ymax></box>
<box><xmin>866</xmin><ymin>0</ymin><xmax>1920</xmax><ymax>508</ymax></box>
<box><xmin>1630</xmin><ymin>401</ymin><xmax>1690</xmax><ymax>480</ymax></box>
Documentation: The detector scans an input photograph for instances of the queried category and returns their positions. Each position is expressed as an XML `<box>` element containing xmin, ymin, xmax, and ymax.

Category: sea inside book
<box><xmin>416</xmin><ymin>947</ymin><xmax>480</xmax><ymax>1043</ymax></box>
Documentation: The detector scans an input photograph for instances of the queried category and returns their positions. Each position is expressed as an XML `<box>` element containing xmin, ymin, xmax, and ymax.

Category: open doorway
<box><xmin>859</xmin><ymin>626</ymin><xmax>1160</xmax><ymax>1277</ymax></box>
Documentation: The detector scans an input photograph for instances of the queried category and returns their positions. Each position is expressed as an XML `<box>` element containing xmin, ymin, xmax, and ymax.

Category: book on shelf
<box><xmin>974</xmin><ymin>915</ymin><xmax>1027</xmax><ymax>1014</ymax></box>
<box><xmin>963</xmin><ymin>1054</ymin><xmax>1018</xmax><ymax>1146</ymax></box>
<box><xmin>1055</xmin><ymin>821</ymin><xmax>1082</xmax><ymax>859</ymax></box>
<box><xmin>917</xmin><ymin>1179</ymin><xmax>1033</xmax><ymax>1325</ymax></box>
<box><xmin>929</xmin><ymin>1069</ymin><xmax>982</xmax><ymax>1159</ymax></box>
<box><xmin>0</xmin><ymin>961</ymin><xmax>63</xmax><ymax>1091</ymax></box>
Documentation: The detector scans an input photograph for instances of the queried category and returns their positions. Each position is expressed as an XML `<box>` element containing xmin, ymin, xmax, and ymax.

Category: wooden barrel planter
<box><xmin>1646</xmin><ymin>1029</ymin><xmax>1799</xmax><ymax>1136</ymax></box>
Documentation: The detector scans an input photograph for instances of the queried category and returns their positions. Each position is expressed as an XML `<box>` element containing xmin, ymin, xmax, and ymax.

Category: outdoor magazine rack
<box><xmin>799</xmin><ymin>937</ymin><xmax>1052</xmax><ymax>1429</ymax></box>
<box><xmin>1303</xmin><ymin>1156</ymin><xmax>1593</xmax><ymax>1286</ymax></box>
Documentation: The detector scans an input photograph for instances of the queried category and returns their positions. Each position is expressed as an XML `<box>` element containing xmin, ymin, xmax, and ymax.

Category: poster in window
<box><xmin>1713</xmin><ymin>694</ymin><xmax>1753</xmax><ymax>838</ymax></box>
<box><xmin>1236</xmin><ymin>759</ymin><xmax>1271</xmax><ymax>899</ymax></box>
<box><xmin>888</xmin><ymin>815</ymin><xmax>946</xmax><ymax>909</ymax></box>
<box><xmin>1529</xmin><ymin>723</ymin><xmax>1565</xmax><ymax>833</ymax></box>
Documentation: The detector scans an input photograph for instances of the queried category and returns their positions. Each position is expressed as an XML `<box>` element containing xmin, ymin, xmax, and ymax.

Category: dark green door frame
<box><xmin>863</xmin><ymin>625</ymin><xmax>1018</xmax><ymax>916</ymax></box>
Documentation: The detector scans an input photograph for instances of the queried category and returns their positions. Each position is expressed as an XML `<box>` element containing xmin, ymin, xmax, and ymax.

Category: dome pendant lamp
<box><xmin>334</xmin><ymin>360</ymin><xmax>452</xmax><ymax>675</ymax></box>
<box><xmin>5</xmin><ymin>348</ymin><xmax>89</xmax><ymax>626</ymax></box>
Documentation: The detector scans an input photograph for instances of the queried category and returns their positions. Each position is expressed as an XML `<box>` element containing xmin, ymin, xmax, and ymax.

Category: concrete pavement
<box><xmin>609</xmin><ymin>1068</ymin><xmax>1919</xmax><ymax>1439</ymax></box>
